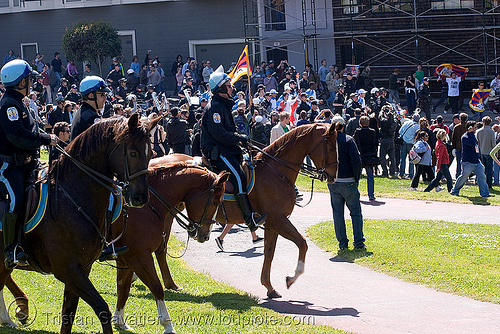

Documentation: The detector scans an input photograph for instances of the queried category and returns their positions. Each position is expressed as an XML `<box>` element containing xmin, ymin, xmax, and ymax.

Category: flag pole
<box><xmin>247</xmin><ymin>44</ymin><xmax>252</xmax><ymax>108</ymax></box>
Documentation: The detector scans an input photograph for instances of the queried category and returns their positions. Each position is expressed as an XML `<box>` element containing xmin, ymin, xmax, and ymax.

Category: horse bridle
<box><xmin>302</xmin><ymin>134</ymin><xmax>339</xmax><ymax>183</ymax></box>
<box><xmin>108</xmin><ymin>143</ymin><xmax>150</xmax><ymax>195</ymax></box>
<box><xmin>148</xmin><ymin>181</ymin><xmax>222</xmax><ymax>234</ymax></box>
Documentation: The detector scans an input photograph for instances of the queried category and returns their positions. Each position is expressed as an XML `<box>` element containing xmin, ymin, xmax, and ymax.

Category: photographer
<box><xmin>404</xmin><ymin>73</ymin><xmax>417</xmax><ymax>113</ymax></box>
<box><xmin>314</xmin><ymin>109</ymin><xmax>333</xmax><ymax>124</ymax></box>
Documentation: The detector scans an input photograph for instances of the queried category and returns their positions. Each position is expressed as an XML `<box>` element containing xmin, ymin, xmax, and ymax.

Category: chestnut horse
<box><xmin>156</xmin><ymin>123</ymin><xmax>338</xmax><ymax>298</ymax></box>
<box><xmin>0</xmin><ymin>114</ymin><xmax>158</xmax><ymax>333</ymax></box>
<box><xmin>110</xmin><ymin>162</ymin><xmax>228</xmax><ymax>333</ymax></box>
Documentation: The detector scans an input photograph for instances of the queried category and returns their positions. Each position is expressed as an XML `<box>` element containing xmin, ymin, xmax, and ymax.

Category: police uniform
<box><xmin>201</xmin><ymin>94</ymin><xmax>247</xmax><ymax>194</ymax></box>
<box><xmin>0</xmin><ymin>89</ymin><xmax>52</xmax><ymax>216</ymax></box>
<box><xmin>71</xmin><ymin>102</ymin><xmax>100</xmax><ymax>140</ymax></box>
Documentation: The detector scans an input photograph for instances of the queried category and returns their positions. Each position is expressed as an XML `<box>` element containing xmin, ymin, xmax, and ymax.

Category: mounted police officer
<box><xmin>71</xmin><ymin>75</ymin><xmax>111</xmax><ymax>140</ymax></box>
<box><xmin>0</xmin><ymin>59</ymin><xmax>58</xmax><ymax>269</ymax></box>
<box><xmin>70</xmin><ymin>75</ymin><xmax>128</xmax><ymax>261</ymax></box>
<box><xmin>200</xmin><ymin>66</ymin><xmax>267</xmax><ymax>232</ymax></box>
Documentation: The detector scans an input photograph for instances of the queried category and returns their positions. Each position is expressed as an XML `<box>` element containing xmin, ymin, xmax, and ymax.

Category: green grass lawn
<box><xmin>1</xmin><ymin>235</ymin><xmax>347</xmax><ymax>333</ymax></box>
<box><xmin>307</xmin><ymin>219</ymin><xmax>500</xmax><ymax>304</ymax></box>
<box><xmin>295</xmin><ymin>174</ymin><xmax>500</xmax><ymax>206</ymax></box>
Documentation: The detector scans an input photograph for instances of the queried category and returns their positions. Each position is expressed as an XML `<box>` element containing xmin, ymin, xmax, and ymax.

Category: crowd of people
<box><xmin>4</xmin><ymin>48</ymin><xmax>500</xmax><ymax>253</ymax></box>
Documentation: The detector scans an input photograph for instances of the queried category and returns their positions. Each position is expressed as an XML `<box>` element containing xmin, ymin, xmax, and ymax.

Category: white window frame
<box><xmin>20</xmin><ymin>42</ymin><xmax>38</xmax><ymax>59</ymax></box>
<box><xmin>117</xmin><ymin>30</ymin><xmax>137</xmax><ymax>57</ymax></box>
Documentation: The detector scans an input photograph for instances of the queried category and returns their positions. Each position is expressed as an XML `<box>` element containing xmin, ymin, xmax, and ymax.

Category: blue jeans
<box><xmin>405</xmin><ymin>92</ymin><xmax>416</xmax><ymax>113</ymax></box>
<box><xmin>450</xmin><ymin>161</ymin><xmax>490</xmax><ymax>197</ymax></box>
<box><xmin>494</xmin><ymin>161</ymin><xmax>500</xmax><ymax>184</ymax></box>
<box><xmin>327</xmin><ymin>182</ymin><xmax>365</xmax><ymax>249</ymax></box>
<box><xmin>455</xmin><ymin>150</ymin><xmax>462</xmax><ymax>179</ymax></box>
<box><xmin>399</xmin><ymin>142</ymin><xmax>414</xmax><ymax>178</ymax></box>
<box><xmin>425</xmin><ymin>164</ymin><xmax>453</xmax><ymax>192</ymax></box>
<box><xmin>366</xmin><ymin>167</ymin><xmax>375</xmax><ymax>199</ymax></box>
<box><xmin>388</xmin><ymin>89</ymin><xmax>400</xmax><ymax>104</ymax></box>
<box><xmin>480</xmin><ymin>154</ymin><xmax>493</xmax><ymax>188</ymax></box>
<box><xmin>326</xmin><ymin>91</ymin><xmax>336</xmax><ymax>105</ymax></box>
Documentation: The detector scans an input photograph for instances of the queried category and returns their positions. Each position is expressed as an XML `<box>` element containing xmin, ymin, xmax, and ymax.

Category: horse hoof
<box><xmin>267</xmin><ymin>290</ymin><xmax>282</xmax><ymax>299</ymax></box>
<box><xmin>285</xmin><ymin>276</ymin><xmax>294</xmax><ymax>289</ymax></box>
<box><xmin>114</xmin><ymin>323</ymin><xmax>133</xmax><ymax>331</ymax></box>
<box><xmin>166</xmin><ymin>285</ymin><xmax>183</xmax><ymax>291</ymax></box>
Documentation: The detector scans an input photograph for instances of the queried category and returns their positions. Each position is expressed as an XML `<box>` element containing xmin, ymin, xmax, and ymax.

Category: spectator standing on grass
<box><xmin>410</xmin><ymin>131</ymin><xmax>433</xmax><ymax>191</ymax></box>
<box><xmin>398</xmin><ymin>113</ymin><xmax>420</xmax><ymax>179</ymax></box>
<box><xmin>451</xmin><ymin>112</ymin><xmax>468</xmax><ymax>178</ymax></box>
<box><xmin>450</xmin><ymin>121</ymin><xmax>493</xmax><ymax>197</ymax></box>
<box><xmin>476</xmin><ymin>116</ymin><xmax>496</xmax><ymax>189</ymax></box>
<box><xmin>425</xmin><ymin>129</ymin><xmax>453</xmax><ymax>192</ymax></box>
<box><xmin>417</xmin><ymin>77</ymin><xmax>432</xmax><ymax>121</ymax></box>
<box><xmin>327</xmin><ymin>115</ymin><xmax>365</xmax><ymax>250</ymax></box>
<box><xmin>446</xmin><ymin>72</ymin><xmax>463</xmax><ymax>114</ymax></box>
<box><xmin>353</xmin><ymin>115</ymin><xmax>378</xmax><ymax>201</ymax></box>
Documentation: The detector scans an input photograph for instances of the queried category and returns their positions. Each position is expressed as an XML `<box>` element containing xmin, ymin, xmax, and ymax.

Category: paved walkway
<box><xmin>171</xmin><ymin>194</ymin><xmax>500</xmax><ymax>334</ymax></box>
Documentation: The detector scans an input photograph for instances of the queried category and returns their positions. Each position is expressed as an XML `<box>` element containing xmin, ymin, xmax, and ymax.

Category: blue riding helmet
<box><xmin>209</xmin><ymin>66</ymin><xmax>231</xmax><ymax>94</ymax></box>
<box><xmin>0</xmin><ymin>59</ymin><xmax>32</xmax><ymax>87</ymax></box>
<box><xmin>79</xmin><ymin>76</ymin><xmax>112</xmax><ymax>95</ymax></box>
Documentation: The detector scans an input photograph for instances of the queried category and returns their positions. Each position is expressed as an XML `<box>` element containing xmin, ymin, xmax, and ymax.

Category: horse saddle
<box><xmin>191</xmin><ymin>155</ymin><xmax>255</xmax><ymax>201</ymax></box>
<box><xmin>0</xmin><ymin>166</ymin><xmax>49</xmax><ymax>233</ymax></box>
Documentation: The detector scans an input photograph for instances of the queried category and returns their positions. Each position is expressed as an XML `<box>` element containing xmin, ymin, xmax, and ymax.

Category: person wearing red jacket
<box><xmin>425</xmin><ymin>129</ymin><xmax>453</xmax><ymax>192</ymax></box>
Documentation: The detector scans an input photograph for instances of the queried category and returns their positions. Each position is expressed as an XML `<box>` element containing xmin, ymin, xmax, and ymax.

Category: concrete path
<box><xmin>170</xmin><ymin>194</ymin><xmax>500</xmax><ymax>334</ymax></box>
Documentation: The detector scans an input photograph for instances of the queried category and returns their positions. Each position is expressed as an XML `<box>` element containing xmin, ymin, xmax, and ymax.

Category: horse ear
<box><xmin>216</xmin><ymin>171</ymin><xmax>230</xmax><ymax>185</ymax></box>
<box><xmin>147</xmin><ymin>116</ymin><xmax>162</xmax><ymax>132</ymax></box>
<box><xmin>128</xmin><ymin>113</ymin><xmax>139</xmax><ymax>131</ymax></box>
<box><xmin>328</xmin><ymin>122</ymin><xmax>337</xmax><ymax>135</ymax></box>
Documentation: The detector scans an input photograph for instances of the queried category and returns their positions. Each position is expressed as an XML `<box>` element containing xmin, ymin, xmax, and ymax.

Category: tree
<box><xmin>62</xmin><ymin>20</ymin><xmax>121</xmax><ymax>77</ymax></box>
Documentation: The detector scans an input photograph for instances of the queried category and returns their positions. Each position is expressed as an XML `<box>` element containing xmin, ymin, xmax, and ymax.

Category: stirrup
<box><xmin>99</xmin><ymin>244</ymin><xmax>128</xmax><ymax>262</ymax></box>
<box><xmin>246</xmin><ymin>213</ymin><xmax>267</xmax><ymax>232</ymax></box>
<box><xmin>4</xmin><ymin>245</ymin><xmax>28</xmax><ymax>269</ymax></box>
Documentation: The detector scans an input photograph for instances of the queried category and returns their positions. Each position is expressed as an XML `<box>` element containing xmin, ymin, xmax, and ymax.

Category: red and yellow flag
<box><xmin>228</xmin><ymin>46</ymin><xmax>252</xmax><ymax>85</ymax></box>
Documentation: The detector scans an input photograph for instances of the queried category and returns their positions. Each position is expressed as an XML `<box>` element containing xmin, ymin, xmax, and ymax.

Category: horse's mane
<box><xmin>262</xmin><ymin>123</ymin><xmax>327</xmax><ymax>158</ymax></box>
<box><xmin>148</xmin><ymin>162</ymin><xmax>214</xmax><ymax>186</ymax></box>
<box><xmin>58</xmin><ymin>116</ymin><xmax>150</xmax><ymax>174</ymax></box>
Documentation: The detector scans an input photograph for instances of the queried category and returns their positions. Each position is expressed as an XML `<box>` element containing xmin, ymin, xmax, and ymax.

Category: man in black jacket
<box><xmin>418</xmin><ymin>77</ymin><xmax>432</xmax><ymax>121</ymax></box>
<box><xmin>327</xmin><ymin>115</ymin><xmax>365</xmax><ymax>250</ymax></box>
<box><xmin>378</xmin><ymin>106</ymin><xmax>398</xmax><ymax>177</ymax></box>
<box><xmin>201</xmin><ymin>67</ymin><xmax>266</xmax><ymax>232</ymax></box>
<box><xmin>166</xmin><ymin>107</ymin><xmax>188</xmax><ymax>153</ymax></box>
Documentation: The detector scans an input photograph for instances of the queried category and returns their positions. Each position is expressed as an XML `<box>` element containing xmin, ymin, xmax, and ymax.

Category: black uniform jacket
<box><xmin>0</xmin><ymin>89</ymin><xmax>51</xmax><ymax>156</ymax></box>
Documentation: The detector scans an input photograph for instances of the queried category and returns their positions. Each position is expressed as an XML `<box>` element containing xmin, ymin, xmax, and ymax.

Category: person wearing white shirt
<box><xmin>446</xmin><ymin>72</ymin><xmax>462</xmax><ymax>113</ymax></box>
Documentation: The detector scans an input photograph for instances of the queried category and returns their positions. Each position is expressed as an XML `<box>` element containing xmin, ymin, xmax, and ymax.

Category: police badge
<box><xmin>7</xmin><ymin>107</ymin><xmax>19</xmax><ymax>121</ymax></box>
<box><xmin>213</xmin><ymin>113</ymin><xmax>221</xmax><ymax>123</ymax></box>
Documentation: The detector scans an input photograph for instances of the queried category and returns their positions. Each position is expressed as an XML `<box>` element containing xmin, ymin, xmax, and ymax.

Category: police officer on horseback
<box><xmin>70</xmin><ymin>75</ymin><xmax>128</xmax><ymax>261</ymax></box>
<box><xmin>71</xmin><ymin>75</ymin><xmax>111</xmax><ymax>140</ymax></box>
<box><xmin>0</xmin><ymin>59</ymin><xmax>58</xmax><ymax>269</ymax></box>
<box><xmin>200</xmin><ymin>66</ymin><xmax>267</xmax><ymax>232</ymax></box>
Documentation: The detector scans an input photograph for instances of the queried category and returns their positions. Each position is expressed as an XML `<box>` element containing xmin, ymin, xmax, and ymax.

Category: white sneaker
<box><xmin>435</xmin><ymin>186</ymin><xmax>444</xmax><ymax>192</ymax></box>
<box><xmin>410</xmin><ymin>187</ymin><xmax>417</xmax><ymax>191</ymax></box>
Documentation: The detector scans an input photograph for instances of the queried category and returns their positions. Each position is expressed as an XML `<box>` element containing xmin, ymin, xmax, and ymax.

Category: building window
<box><xmin>431</xmin><ymin>0</ymin><xmax>474</xmax><ymax>9</ymax></box>
<box><xmin>485</xmin><ymin>0</ymin><xmax>499</xmax><ymax>9</ymax></box>
<box><xmin>342</xmin><ymin>0</ymin><xmax>360</xmax><ymax>15</ymax></box>
<box><xmin>371</xmin><ymin>0</ymin><xmax>413</xmax><ymax>12</ymax></box>
<box><xmin>265</xmin><ymin>0</ymin><xmax>286</xmax><ymax>31</ymax></box>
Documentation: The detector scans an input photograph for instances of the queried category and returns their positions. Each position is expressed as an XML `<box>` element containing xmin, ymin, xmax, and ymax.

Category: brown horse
<box><xmin>156</xmin><ymin>123</ymin><xmax>338</xmax><ymax>298</ymax></box>
<box><xmin>0</xmin><ymin>114</ymin><xmax>157</xmax><ymax>333</ymax></box>
<box><xmin>110</xmin><ymin>162</ymin><xmax>229</xmax><ymax>333</ymax></box>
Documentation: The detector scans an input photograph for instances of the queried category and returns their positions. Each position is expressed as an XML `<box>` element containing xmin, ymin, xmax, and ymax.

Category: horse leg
<box><xmin>56</xmin><ymin>266</ymin><xmax>113</xmax><ymax>334</ymax></box>
<box><xmin>127</xmin><ymin>254</ymin><xmax>176</xmax><ymax>334</ymax></box>
<box><xmin>0</xmin><ymin>270</ymin><xmax>16</xmax><ymax>327</ymax></box>
<box><xmin>272</xmin><ymin>214</ymin><xmax>308</xmax><ymax>289</ymax></box>
<box><xmin>261</xmin><ymin>227</ymin><xmax>281</xmax><ymax>299</ymax></box>
<box><xmin>5</xmin><ymin>274</ymin><xmax>29</xmax><ymax>324</ymax></box>
<box><xmin>60</xmin><ymin>286</ymin><xmax>80</xmax><ymax>334</ymax></box>
<box><xmin>155</xmin><ymin>215</ymin><xmax>182</xmax><ymax>291</ymax></box>
<box><xmin>114</xmin><ymin>259</ymin><xmax>134</xmax><ymax>331</ymax></box>
<box><xmin>155</xmin><ymin>248</ymin><xmax>182</xmax><ymax>291</ymax></box>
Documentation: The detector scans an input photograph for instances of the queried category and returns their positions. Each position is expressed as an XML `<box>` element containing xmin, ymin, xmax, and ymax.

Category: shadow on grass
<box><xmin>360</xmin><ymin>199</ymin><xmax>386</xmax><ymax>206</ymax></box>
<box><xmin>260</xmin><ymin>299</ymin><xmax>359</xmax><ymax>317</ymax></box>
<box><xmin>164</xmin><ymin>291</ymin><xmax>256</xmax><ymax>311</ymax></box>
<box><xmin>329</xmin><ymin>249</ymin><xmax>373</xmax><ymax>263</ymax></box>
<box><xmin>461</xmin><ymin>195</ymin><xmax>492</xmax><ymax>206</ymax></box>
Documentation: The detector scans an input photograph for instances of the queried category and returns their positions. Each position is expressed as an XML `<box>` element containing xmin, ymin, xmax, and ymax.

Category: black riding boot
<box><xmin>99</xmin><ymin>243</ymin><xmax>128</xmax><ymax>262</ymax></box>
<box><xmin>235</xmin><ymin>193</ymin><xmax>267</xmax><ymax>232</ymax></box>
<box><xmin>2</xmin><ymin>212</ymin><xmax>28</xmax><ymax>269</ymax></box>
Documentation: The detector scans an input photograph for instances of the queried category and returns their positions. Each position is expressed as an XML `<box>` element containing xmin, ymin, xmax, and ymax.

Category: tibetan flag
<box><xmin>469</xmin><ymin>88</ymin><xmax>491</xmax><ymax>112</ymax></box>
<box><xmin>229</xmin><ymin>46</ymin><xmax>252</xmax><ymax>85</ymax></box>
<box><xmin>434</xmin><ymin>64</ymin><xmax>468</xmax><ymax>78</ymax></box>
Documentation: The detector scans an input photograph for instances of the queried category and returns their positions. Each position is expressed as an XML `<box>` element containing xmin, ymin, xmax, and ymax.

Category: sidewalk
<box><xmin>171</xmin><ymin>194</ymin><xmax>500</xmax><ymax>334</ymax></box>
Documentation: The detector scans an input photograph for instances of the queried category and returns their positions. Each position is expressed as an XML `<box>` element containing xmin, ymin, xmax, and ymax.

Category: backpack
<box><xmin>409</xmin><ymin>147</ymin><xmax>422</xmax><ymax>165</ymax></box>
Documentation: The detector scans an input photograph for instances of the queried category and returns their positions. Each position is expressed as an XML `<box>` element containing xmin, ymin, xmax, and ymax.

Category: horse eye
<box><xmin>130</xmin><ymin>151</ymin><xmax>137</xmax><ymax>158</ymax></box>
